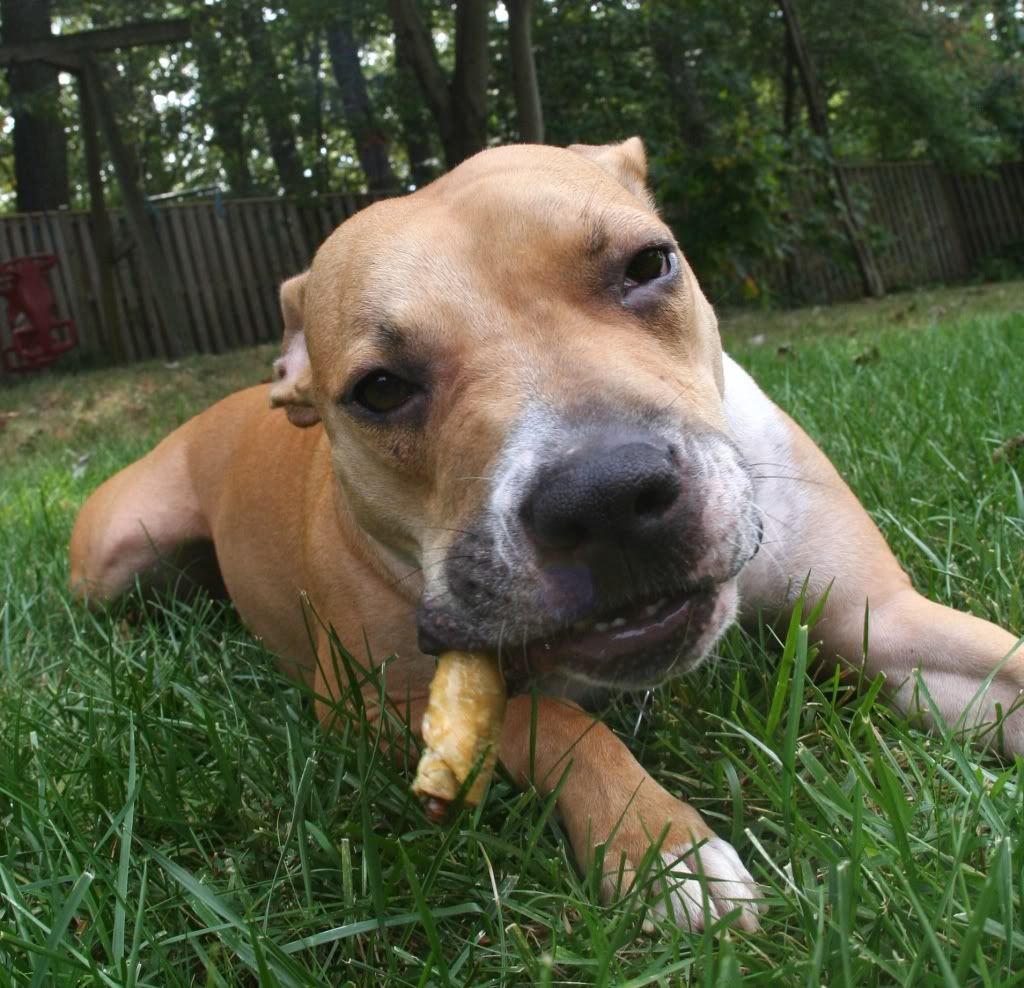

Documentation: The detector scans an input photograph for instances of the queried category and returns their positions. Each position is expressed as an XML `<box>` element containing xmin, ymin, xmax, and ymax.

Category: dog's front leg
<box><xmin>499</xmin><ymin>695</ymin><xmax>761</xmax><ymax>933</ymax></box>
<box><xmin>729</xmin><ymin>358</ymin><xmax>1024</xmax><ymax>754</ymax></box>
<box><xmin>814</xmin><ymin>585</ymin><xmax>1024</xmax><ymax>754</ymax></box>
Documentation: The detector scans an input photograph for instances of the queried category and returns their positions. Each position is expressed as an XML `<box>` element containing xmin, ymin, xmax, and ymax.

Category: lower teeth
<box><xmin>574</xmin><ymin>597</ymin><xmax>673</xmax><ymax>636</ymax></box>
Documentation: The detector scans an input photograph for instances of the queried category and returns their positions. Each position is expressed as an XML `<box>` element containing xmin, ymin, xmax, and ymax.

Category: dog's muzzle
<box><xmin>417</xmin><ymin>416</ymin><xmax>761</xmax><ymax>692</ymax></box>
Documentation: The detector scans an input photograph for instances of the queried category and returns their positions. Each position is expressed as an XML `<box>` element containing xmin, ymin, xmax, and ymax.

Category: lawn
<box><xmin>1</xmin><ymin>282</ymin><xmax>1023</xmax><ymax>986</ymax></box>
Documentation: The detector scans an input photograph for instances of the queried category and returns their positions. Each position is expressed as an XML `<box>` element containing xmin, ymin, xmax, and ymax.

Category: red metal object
<box><xmin>0</xmin><ymin>254</ymin><xmax>79</xmax><ymax>372</ymax></box>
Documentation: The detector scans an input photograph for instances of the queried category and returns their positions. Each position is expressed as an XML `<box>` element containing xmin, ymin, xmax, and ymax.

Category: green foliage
<box><xmin>529</xmin><ymin>0</ymin><xmax>1023</xmax><ymax>301</ymax></box>
<box><xmin>811</xmin><ymin>0</ymin><xmax>1008</xmax><ymax>168</ymax></box>
<box><xmin>652</xmin><ymin>130</ymin><xmax>795</xmax><ymax>303</ymax></box>
<box><xmin>1</xmin><ymin>0</ymin><xmax>1021</xmax><ymax>291</ymax></box>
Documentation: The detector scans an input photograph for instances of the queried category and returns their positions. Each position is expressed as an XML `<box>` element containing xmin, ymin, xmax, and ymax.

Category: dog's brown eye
<box><xmin>353</xmin><ymin>370</ymin><xmax>418</xmax><ymax>415</ymax></box>
<box><xmin>624</xmin><ymin>247</ymin><xmax>671</xmax><ymax>289</ymax></box>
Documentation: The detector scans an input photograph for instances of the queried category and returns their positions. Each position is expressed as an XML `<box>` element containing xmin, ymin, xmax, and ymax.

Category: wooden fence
<box><xmin>780</xmin><ymin>161</ymin><xmax>1024</xmax><ymax>302</ymax></box>
<box><xmin>0</xmin><ymin>192</ymin><xmax>384</xmax><ymax>369</ymax></box>
<box><xmin>1</xmin><ymin>161</ymin><xmax>1022</xmax><ymax>373</ymax></box>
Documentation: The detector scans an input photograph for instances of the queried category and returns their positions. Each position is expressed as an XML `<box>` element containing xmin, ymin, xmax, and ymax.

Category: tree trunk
<box><xmin>506</xmin><ymin>0</ymin><xmax>543</xmax><ymax>143</ymax></box>
<box><xmin>79</xmin><ymin>72</ymin><xmax>125</xmax><ymax>361</ymax></box>
<box><xmin>325</xmin><ymin>10</ymin><xmax>399</xmax><ymax>192</ymax></box>
<box><xmin>781</xmin><ymin>28</ymin><xmax>798</xmax><ymax>303</ymax></box>
<box><xmin>304</xmin><ymin>30</ymin><xmax>328</xmax><ymax>194</ymax></box>
<box><xmin>388</xmin><ymin>0</ymin><xmax>451</xmax><ymax>145</ymax></box>
<box><xmin>782</xmin><ymin>29</ymin><xmax>797</xmax><ymax>140</ymax></box>
<box><xmin>388</xmin><ymin>0</ymin><xmax>490</xmax><ymax>167</ymax></box>
<box><xmin>209</xmin><ymin>97</ymin><xmax>255</xmax><ymax>196</ymax></box>
<box><xmin>0</xmin><ymin>0</ymin><xmax>69</xmax><ymax>211</ymax></box>
<box><xmin>649</xmin><ymin>5</ymin><xmax>711</xmax><ymax>152</ymax></box>
<box><xmin>448</xmin><ymin>0</ymin><xmax>490</xmax><ymax>162</ymax></box>
<box><xmin>394</xmin><ymin>25</ymin><xmax>439</xmax><ymax>187</ymax></box>
<box><xmin>83</xmin><ymin>55</ymin><xmax>188</xmax><ymax>357</ymax></box>
<box><xmin>194</xmin><ymin>10</ymin><xmax>254</xmax><ymax>195</ymax></box>
<box><xmin>778</xmin><ymin>0</ymin><xmax>885</xmax><ymax>298</ymax></box>
<box><xmin>239</xmin><ymin>3</ymin><xmax>305</xmax><ymax>194</ymax></box>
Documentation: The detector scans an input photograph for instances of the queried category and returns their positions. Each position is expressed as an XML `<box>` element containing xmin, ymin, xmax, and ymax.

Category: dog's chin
<box><xmin>507</xmin><ymin>580</ymin><xmax>739</xmax><ymax>691</ymax></box>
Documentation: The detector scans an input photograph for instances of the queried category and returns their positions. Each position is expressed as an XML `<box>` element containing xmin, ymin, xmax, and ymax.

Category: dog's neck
<box><xmin>330</xmin><ymin>481</ymin><xmax>424</xmax><ymax>601</ymax></box>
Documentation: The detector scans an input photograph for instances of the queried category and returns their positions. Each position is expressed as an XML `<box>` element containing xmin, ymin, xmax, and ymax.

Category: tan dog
<box><xmin>69</xmin><ymin>140</ymin><xmax>1023</xmax><ymax>934</ymax></box>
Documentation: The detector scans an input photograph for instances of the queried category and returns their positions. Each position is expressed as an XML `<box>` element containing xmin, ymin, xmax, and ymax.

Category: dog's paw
<box><xmin>589</xmin><ymin>786</ymin><xmax>762</xmax><ymax>935</ymax></box>
<box><xmin>646</xmin><ymin>836</ymin><xmax>762</xmax><ymax>933</ymax></box>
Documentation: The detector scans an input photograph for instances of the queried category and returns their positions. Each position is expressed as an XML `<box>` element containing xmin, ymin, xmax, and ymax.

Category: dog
<box><xmin>69</xmin><ymin>139</ymin><xmax>1023</xmax><ymax>934</ymax></box>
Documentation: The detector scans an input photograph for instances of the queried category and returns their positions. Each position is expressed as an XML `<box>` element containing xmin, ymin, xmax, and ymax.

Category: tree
<box><xmin>647</xmin><ymin>1</ymin><xmax>710</xmax><ymax>153</ymax></box>
<box><xmin>779</xmin><ymin>0</ymin><xmax>886</xmax><ymax>298</ymax></box>
<box><xmin>393</xmin><ymin>24</ymin><xmax>441</xmax><ymax>187</ymax></box>
<box><xmin>507</xmin><ymin>0</ymin><xmax>543</xmax><ymax>143</ymax></box>
<box><xmin>237</xmin><ymin>2</ymin><xmax>306</xmax><ymax>194</ymax></box>
<box><xmin>325</xmin><ymin>3</ymin><xmax>399</xmax><ymax>191</ymax></box>
<box><xmin>2</xmin><ymin>0</ymin><xmax>1020</xmax><ymax>305</ymax></box>
<box><xmin>0</xmin><ymin>0</ymin><xmax>69</xmax><ymax>210</ymax></box>
<box><xmin>388</xmin><ymin>0</ymin><xmax>490</xmax><ymax>167</ymax></box>
<box><xmin>195</xmin><ymin>8</ymin><xmax>255</xmax><ymax>196</ymax></box>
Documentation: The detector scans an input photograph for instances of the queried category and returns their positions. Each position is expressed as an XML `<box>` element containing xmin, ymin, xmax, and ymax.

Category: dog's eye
<box><xmin>352</xmin><ymin>370</ymin><xmax>419</xmax><ymax>415</ymax></box>
<box><xmin>624</xmin><ymin>247</ymin><xmax>672</xmax><ymax>291</ymax></box>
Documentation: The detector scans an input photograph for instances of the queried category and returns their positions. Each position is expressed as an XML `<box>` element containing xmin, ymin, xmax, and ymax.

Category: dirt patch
<box><xmin>0</xmin><ymin>345</ymin><xmax>277</xmax><ymax>462</ymax></box>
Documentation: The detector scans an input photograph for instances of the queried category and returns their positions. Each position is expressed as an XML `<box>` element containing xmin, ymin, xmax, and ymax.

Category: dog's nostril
<box><xmin>634</xmin><ymin>477</ymin><xmax>679</xmax><ymax>518</ymax></box>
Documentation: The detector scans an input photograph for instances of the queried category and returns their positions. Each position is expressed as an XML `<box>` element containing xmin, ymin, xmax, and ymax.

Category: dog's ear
<box><xmin>269</xmin><ymin>272</ymin><xmax>320</xmax><ymax>428</ymax></box>
<box><xmin>568</xmin><ymin>137</ymin><xmax>654</xmax><ymax>207</ymax></box>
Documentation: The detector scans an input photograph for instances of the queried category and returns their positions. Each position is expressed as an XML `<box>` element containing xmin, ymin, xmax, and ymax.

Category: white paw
<box><xmin>645</xmin><ymin>837</ymin><xmax>762</xmax><ymax>934</ymax></box>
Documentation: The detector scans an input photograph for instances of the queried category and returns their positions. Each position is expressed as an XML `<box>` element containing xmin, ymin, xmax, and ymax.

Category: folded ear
<box><xmin>269</xmin><ymin>272</ymin><xmax>320</xmax><ymax>428</ymax></box>
<box><xmin>567</xmin><ymin>137</ymin><xmax>654</xmax><ymax>207</ymax></box>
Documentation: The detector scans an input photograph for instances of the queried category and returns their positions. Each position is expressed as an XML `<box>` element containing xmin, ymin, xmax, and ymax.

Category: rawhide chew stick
<box><xmin>413</xmin><ymin>651</ymin><xmax>507</xmax><ymax>821</ymax></box>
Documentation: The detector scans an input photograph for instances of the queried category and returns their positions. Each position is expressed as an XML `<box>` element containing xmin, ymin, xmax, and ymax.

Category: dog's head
<box><xmin>270</xmin><ymin>140</ymin><xmax>761</xmax><ymax>695</ymax></box>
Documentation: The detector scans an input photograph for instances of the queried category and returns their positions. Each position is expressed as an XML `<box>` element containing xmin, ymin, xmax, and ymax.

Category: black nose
<box><xmin>521</xmin><ymin>439</ymin><xmax>681</xmax><ymax>553</ymax></box>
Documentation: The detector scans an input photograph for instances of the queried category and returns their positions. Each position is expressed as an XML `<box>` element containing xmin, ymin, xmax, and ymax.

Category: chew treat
<box><xmin>413</xmin><ymin>651</ymin><xmax>507</xmax><ymax>821</ymax></box>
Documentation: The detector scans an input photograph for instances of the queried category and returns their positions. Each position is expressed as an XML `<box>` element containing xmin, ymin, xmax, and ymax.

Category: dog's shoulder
<box><xmin>721</xmin><ymin>355</ymin><xmax>788</xmax><ymax>457</ymax></box>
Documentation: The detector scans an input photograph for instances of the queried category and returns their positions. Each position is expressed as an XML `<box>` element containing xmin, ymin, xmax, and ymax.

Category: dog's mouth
<box><xmin>514</xmin><ymin>584</ymin><xmax>720</xmax><ymax>688</ymax></box>
<box><xmin>418</xmin><ymin>572</ymin><xmax>735</xmax><ymax>693</ymax></box>
<box><xmin>529</xmin><ymin>585</ymin><xmax>710</xmax><ymax>662</ymax></box>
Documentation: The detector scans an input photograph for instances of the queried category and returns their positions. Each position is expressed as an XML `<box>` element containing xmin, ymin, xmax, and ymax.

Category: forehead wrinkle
<box><xmin>358</xmin><ymin>319</ymin><xmax>409</xmax><ymax>366</ymax></box>
<box><xmin>369</xmin><ymin>318</ymin><xmax>407</xmax><ymax>355</ymax></box>
<box><xmin>588</xmin><ymin>201</ymin><xmax>668</xmax><ymax>247</ymax></box>
<box><xmin>352</xmin><ymin>319</ymin><xmax>446</xmax><ymax>384</ymax></box>
<box><xmin>574</xmin><ymin>179</ymin><xmax>602</xmax><ymax>237</ymax></box>
<box><xmin>576</xmin><ymin>187</ymin><xmax>670</xmax><ymax>261</ymax></box>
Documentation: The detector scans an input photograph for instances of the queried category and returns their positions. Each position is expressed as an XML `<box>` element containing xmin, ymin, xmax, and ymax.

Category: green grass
<box><xmin>2</xmin><ymin>283</ymin><xmax>1023</xmax><ymax>985</ymax></box>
